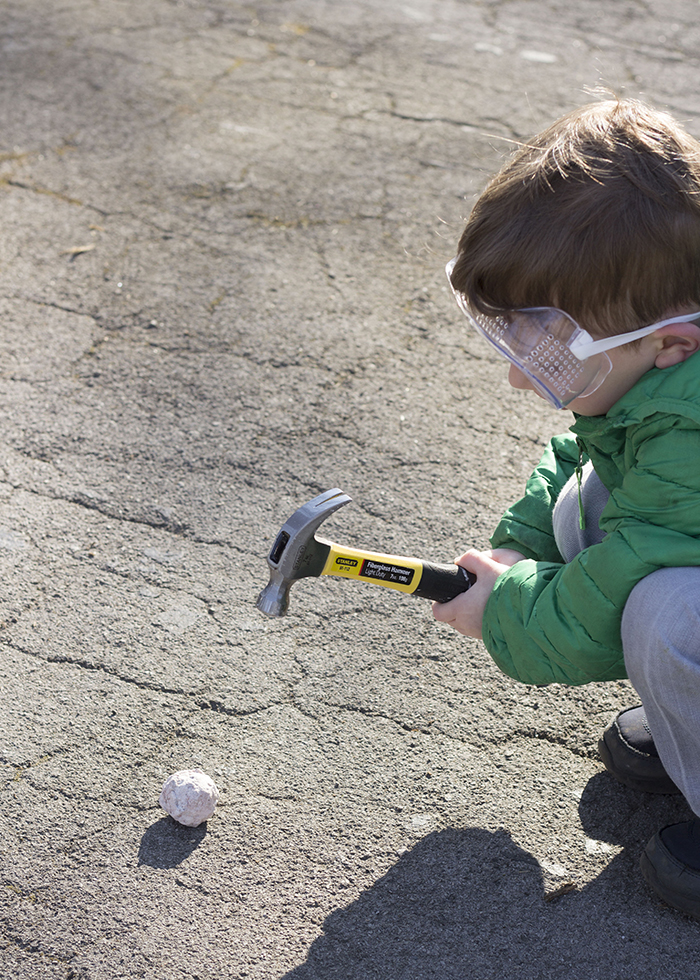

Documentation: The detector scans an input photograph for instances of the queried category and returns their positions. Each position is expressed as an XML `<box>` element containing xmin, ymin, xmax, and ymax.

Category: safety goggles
<box><xmin>446</xmin><ymin>258</ymin><xmax>700</xmax><ymax>408</ymax></box>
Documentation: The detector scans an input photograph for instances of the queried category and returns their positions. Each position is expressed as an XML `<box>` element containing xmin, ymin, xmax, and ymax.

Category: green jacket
<box><xmin>483</xmin><ymin>353</ymin><xmax>700</xmax><ymax>686</ymax></box>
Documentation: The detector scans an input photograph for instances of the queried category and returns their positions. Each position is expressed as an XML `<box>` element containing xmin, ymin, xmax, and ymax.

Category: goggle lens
<box><xmin>446</xmin><ymin>261</ymin><xmax>611</xmax><ymax>408</ymax></box>
<box><xmin>467</xmin><ymin>306</ymin><xmax>612</xmax><ymax>408</ymax></box>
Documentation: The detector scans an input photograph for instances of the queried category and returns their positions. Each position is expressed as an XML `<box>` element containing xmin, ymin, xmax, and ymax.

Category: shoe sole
<box><xmin>640</xmin><ymin>835</ymin><xmax>700</xmax><ymax>921</ymax></box>
<box><xmin>597</xmin><ymin>734</ymin><xmax>680</xmax><ymax>795</ymax></box>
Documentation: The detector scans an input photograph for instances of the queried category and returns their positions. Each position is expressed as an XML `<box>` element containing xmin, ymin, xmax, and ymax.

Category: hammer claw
<box><xmin>267</xmin><ymin>488</ymin><xmax>351</xmax><ymax>568</ymax></box>
<box><xmin>256</xmin><ymin>488</ymin><xmax>352</xmax><ymax>617</ymax></box>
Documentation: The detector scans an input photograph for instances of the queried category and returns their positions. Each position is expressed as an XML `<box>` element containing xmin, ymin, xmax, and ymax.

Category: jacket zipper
<box><xmin>575</xmin><ymin>438</ymin><xmax>587</xmax><ymax>530</ymax></box>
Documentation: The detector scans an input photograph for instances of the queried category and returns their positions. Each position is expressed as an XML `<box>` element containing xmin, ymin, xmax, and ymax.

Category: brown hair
<box><xmin>450</xmin><ymin>99</ymin><xmax>700</xmax><ymax>336</ymax></box>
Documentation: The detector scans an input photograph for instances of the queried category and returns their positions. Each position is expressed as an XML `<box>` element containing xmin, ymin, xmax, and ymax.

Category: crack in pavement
<box><xmin>0</xmin><ymin>638</ymin><xmax>304</xmax><ymax>725</ymax></box>
<box><xmin>509</xmin><ymin>728</ymin><xmax>601</xmax><ymax>761</ymax></box>
<box><xmin>0</xmin><ymin>746</ymin><xmax>70</xmax><ymax>778</ymax></box>
<box><xmin>0</xmin><ymin>476</ymin><xmax>250</xmax><ymax>551</ymax></box>
<box><xmin>0</xmin><ymin>925</ymin><xmax>79</xmax><ymax>972</ymax></box>
<box><xmin>5</xmin><ymin>178</ymin><xmax>110</xmax><ymax>217</ymax></box>
<box><xmin>0</xmin><ymin>638</ymin><xmax>193</xmax><ymax>697</ymax></box>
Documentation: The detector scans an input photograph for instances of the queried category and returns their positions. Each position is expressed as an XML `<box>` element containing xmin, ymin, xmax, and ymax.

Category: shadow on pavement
<box><xmin>578</xmin><ymin>770</ymin><xmax>693</xmax><ymax>849</ymax></box>
<box><xmin>137</xmin><ymin>816</ymin><xmax>208</xmax><ymax>869</ymax></box>
<box><xmin>281</xmin><ymin>826</ymin><xmax>547</xmax><ymax>980</ymax></box>
<box><xmin>280</xmin><ymin>777</ymin><xmax>696</xmax><ymax>980</ymax></box>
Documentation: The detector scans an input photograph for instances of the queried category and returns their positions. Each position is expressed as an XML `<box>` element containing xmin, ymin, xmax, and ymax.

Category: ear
<box><xmin>653</xmin><ymin>322</ymin><xmax>700</xmax><ymax>369</ymax></box>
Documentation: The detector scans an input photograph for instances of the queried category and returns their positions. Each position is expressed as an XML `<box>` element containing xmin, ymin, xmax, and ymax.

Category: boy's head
<box><xmin>450</xmin><ymin>98</ymin><xmax>700</xmax><ymax>335</ymax></box>
<box><xmin>448</xmin><ymin>99</ymin><xmax>700</xmax><ymax>412</ymax></box>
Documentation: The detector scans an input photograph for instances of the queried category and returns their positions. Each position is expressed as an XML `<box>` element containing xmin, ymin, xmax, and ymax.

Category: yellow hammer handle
<box><xmin>319</xmin><ymin>541</ymin><xmax>474</xmax><ymax>602</ymax></box>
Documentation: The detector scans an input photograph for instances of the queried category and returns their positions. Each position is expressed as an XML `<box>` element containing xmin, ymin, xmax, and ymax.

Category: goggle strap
<box><xmin>571</xmin><ymin>311</ymin><xmax>700</xmax><ymax>358</ymax></box>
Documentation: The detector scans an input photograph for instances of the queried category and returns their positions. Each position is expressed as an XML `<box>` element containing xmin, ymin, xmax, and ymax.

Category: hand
<box><xmin>431</xmin><ymin>547</ymin><xmax>526</xmax><ymax>638</ymax></box>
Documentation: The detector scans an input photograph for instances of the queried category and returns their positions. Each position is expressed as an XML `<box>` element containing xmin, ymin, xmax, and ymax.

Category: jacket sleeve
<box><xmin>489</xmin><ymin>432</ymin><xmax>582</xmax><ymax>563</ymax></box>
<box><xmin>482</xmin><ymin>416</ymin><xmax>700</xmax><ymax>686</ymax></box>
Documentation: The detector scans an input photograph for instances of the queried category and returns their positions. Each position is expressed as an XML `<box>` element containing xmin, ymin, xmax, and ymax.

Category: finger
<box><xmin>431</xmin><ymin>587</ymin><xmax>468</xmax><ymax>620</ymax></box>
<box><xmin>453</xmin><ymin>547</ymin><xmax>480</xmax><ymax>565</ymax></box>
<box><xmin>431</xmin><ymin>598</ymin><xmax>455</xmax><ymax>622</ymax></box>
<box><xmin>453</xmin><ymin>549</ymin><xmax>494</xmax><ymax>577</ymax></box>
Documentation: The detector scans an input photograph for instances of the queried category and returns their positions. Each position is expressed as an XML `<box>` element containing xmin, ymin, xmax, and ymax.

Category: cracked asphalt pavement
<box><xmin>1</xmin><ymin>1</ymin><xmax>700</xmax><ymax>978</ymax></box>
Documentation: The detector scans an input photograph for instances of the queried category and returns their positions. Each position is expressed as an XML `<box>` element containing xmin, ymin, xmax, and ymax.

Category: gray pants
<box><xmin>553</xmin><ymin>463</ymin><xmax>700</xmax><ymax>815</ymax></box>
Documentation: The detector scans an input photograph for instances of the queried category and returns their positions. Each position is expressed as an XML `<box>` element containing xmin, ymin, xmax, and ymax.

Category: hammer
<box><xmin>256</xmin><ymin>488</ymin><xmax>475</xmax><ymax>617</ymax></box>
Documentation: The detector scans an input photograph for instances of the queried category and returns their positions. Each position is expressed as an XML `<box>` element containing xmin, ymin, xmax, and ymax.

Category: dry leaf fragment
<box><xmin>543</xmin><ymin>881</ymin><xmax>577</xmax><ymax>902</ymax></box>
<box><xmin>61</xmin><ymin>243</ymin><xmax>96</xmax><ymax>257</ymax></box>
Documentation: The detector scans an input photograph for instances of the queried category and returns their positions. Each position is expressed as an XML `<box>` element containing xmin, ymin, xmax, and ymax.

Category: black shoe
<box><xmin>640</xmin><ymin>819</ymin><xmax>700</xmax><ymax>920</ymax></box>
<box><xmin>598</xmin><ymin>705</ymin><xmax>679</xmax><ymax>794</ymax></box>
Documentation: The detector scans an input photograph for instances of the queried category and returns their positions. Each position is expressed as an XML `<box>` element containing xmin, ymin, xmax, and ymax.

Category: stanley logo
<box><xmin>335</xmin><ymin>556</ymin><xmax>359</xmax><ymax>568</ymax></box>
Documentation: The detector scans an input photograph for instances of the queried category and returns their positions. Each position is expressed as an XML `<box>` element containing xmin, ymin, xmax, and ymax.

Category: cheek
<box><xmin>508</xmin><ymin>364</ymin><xmax>536</xmax><ymax>392</ymax></box>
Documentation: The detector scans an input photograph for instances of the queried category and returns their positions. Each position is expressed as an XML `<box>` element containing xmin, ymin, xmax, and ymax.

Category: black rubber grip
<box><xmin>413</xmin><ymin>562</ymin><xmax>476</xmax><ymax>603</ymax></box>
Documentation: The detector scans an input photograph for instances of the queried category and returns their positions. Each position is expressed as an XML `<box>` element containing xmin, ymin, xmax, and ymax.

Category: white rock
<box><xmin>159</xmin><ymin>769</ymin><xmax>220</xmax><ymax>827</ymax></box>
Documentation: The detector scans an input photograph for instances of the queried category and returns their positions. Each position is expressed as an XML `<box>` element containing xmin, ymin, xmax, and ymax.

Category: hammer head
<box><xmin>256</xmin><ymin>488</ymin><xmax>352</xmax><ymax>617</ymax></box>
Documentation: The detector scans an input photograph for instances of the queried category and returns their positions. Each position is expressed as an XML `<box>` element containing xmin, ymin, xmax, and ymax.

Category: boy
<box><xmin>434</xmin><ymin>98</ymin><xmax>700</xmax><ymax>919</ymax></box>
